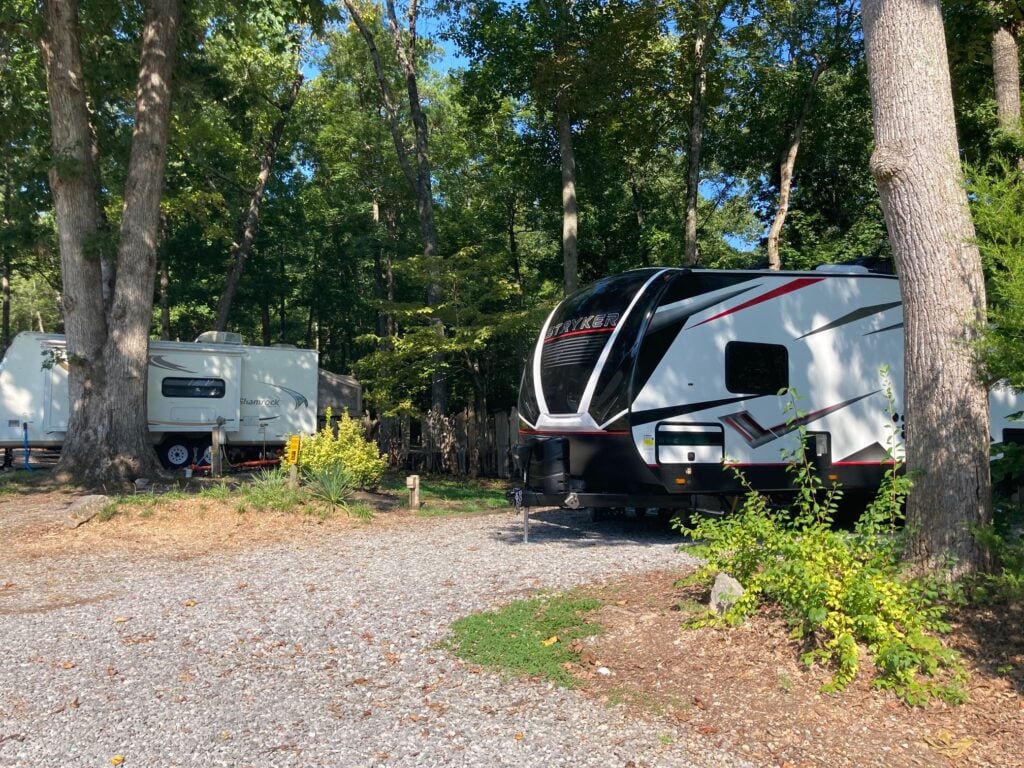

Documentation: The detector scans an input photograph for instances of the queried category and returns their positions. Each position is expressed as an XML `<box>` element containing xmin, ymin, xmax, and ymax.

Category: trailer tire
<box><xmin>159</xmin><ymin>439</ymin><xmax>194</xmax><ymax>470</ymax></box>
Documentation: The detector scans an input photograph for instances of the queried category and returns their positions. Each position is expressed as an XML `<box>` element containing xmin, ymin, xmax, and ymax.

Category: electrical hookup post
<box><xmin>286</xmin><ymin>435</ymin><xmax>300</xmax><ymax>489</ymax></box>
<box><xmin>507</xmin><ymin>485</ymin><xmax>529</xmax><ymax>544</ymax></box>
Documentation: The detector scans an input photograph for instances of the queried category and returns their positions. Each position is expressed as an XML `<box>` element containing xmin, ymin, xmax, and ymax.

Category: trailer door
<box><xmin>42</xmin><ymin>353</ymin><xmax>69</xmax><ymax>435</ymax></box>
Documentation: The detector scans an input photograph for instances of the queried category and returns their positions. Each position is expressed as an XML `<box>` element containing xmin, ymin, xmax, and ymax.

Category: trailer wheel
<box><xmin>159</xmin><ymin>439</ymin><xmax>193</xmax><ymax>469</ymax></box>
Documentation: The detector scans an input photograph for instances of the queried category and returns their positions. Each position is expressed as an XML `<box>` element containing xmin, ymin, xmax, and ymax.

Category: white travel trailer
<box><xmin>0</xmin><ymin>331</ymin><xmax>321</xmax><ymax>469</ymax></box>
<box><xmin>514</xmin><ymin>267</ymin><xmax>1023</xmax><ymax>509</ymax></box>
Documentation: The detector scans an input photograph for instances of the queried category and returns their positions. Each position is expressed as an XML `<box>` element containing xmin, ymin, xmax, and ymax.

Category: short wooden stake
<box><xmin>288</xmin><ymin>462</ymin><xmax>299</xmax><ymax>490</ymax></box>
<box><xmin>406</xmin><ymin>474</ymin><xmax>420</xmax><ymax>510</ymax></box>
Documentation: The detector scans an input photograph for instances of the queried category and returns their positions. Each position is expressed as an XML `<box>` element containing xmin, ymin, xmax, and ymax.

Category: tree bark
<box><xmin>557</xmin><ymin>95</ymin><xmax>579</xmax><ymax>295</ymax></box>
<box><xmin>213</xmin><ymin>69</ymin><xmax>303</xmax><ymax>332</ymax></box>
<box><xmin>43</xmin><ymin>0</ymin><xmax>181</xmax><ymax>485</ymax></box>
<box><xmin>767</xmin><ymin>63</ymin><xmax>825</xmax><ymax>271</ymax></box>
<box><xmin>862</xmin><ymin>0</ymin><xmax>992</xmax><ymax>576</ymax></box>
<box><xmin>992</xmin><ymin>24</ymin><xmax>1021</xmax><ymax>135</ymax></box>
<box><xmin>40</xmin><ymin>0</ymin><xmax>110</xmax><ymax>473</ymax></box>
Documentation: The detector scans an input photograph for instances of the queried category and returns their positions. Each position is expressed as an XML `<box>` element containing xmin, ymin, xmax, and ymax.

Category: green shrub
<box><xmin>241</xmin><ymin>467</ymin><xmax>306</xmax><ymax>512</ymax></box>
<box><xmin>304</xmin><ymin>464</ymin><xmax>361</xmax><ymax>516</ymax></box>
<box><xmin>295</xmin><ymin>408</ymin><xmax>388</xmax><ymax>490</ymax></box>
<box><xmin>678</xmin><ymin>389</ymin><xmax>965</xmax><ymax>705</ymax></box>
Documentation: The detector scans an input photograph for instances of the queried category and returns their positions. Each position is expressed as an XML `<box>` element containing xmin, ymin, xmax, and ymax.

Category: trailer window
<box><xmin>161</xmin><ymin>377</ymin><xmax>226</xmax><ymax>399</ymax></box>
<box><xmin>725</xmin><ymin>342</ymin><xmax>788</xmax><ymax>395</ymax></box>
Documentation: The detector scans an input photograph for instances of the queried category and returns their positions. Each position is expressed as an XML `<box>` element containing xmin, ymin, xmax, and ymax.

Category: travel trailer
<box><xmin>0</xmin><ymin>331</ymin><xmax>334</xmax><ymax>469</ymax></box>
<box><xmin>514</xmin><ymin>267</ymin><xmax>1022</xmax><ymax>510</ymax></box>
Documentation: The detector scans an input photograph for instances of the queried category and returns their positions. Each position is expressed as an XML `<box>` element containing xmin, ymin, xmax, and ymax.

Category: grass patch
<box><xmin>381</xmin><ymin>473</ymin><xmax>508</xmax><ymax>516</ymax></box>
<box><xmin>445</xmin><ymin>592</ymin><xmax>602</xmax><ymax>687</ymax></box>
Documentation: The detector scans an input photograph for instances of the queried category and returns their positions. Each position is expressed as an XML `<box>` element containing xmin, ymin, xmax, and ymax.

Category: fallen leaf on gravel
<box><xmin>569</xmin><ymin>639</ymin><xmax>584</xmax><ymax>654</ymax></box>
<box><xmin>923</xmin><ymin>729</ymin><xmax>975</xmax><ymax>758</ymax></box>
<box><xmin>69</xmin><ymin>696</ymin><xmax>79</xmax><ymax>709</ymax></box>
<box><xmin>514</xmin><ymin>732</ymin><xmax>524</xmax><ymax>741</ymax></box>
<box><xmin>697</xmin><ymin>725</ymin><xmax>720</xmax><ymax>735</ymax></box>
<box><xmin>62</xmin><ymin>661</ymin><xmax>75</xmax><ymax>670</ymax></box>
<box><xmin>110</xmin><ymin>756</ymin><xmax>124</xmax><ymax>766</ymax></box>
<box><xmin>113</xmin><ymin>616</ymin><xmax>131</xmax><ymax>623</ymax></box>
<box><xmin>542</xmin><ymin>635</ymin><xmax>559</xmax><ymax>647</ymax></box>
<box><xmin>2</xmin><ymin>581</ymin><xmax>15</xmax><ymax>589</ymax></box>
<box><xmin>182</xmin><ymin>599</ymin><xmax>196</xmax><ymax>607</ymax></box>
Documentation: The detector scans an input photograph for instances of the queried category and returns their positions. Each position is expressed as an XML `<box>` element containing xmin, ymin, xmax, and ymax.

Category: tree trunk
<box><xmin>40</xmin><ymin>0</ymin><xmax>110</xmax><ymax>475</ymax></box>
<box><xmin>345</xmin><ymin>0</ymin><xmax>446</xmax><ymax>411</ymax></box>
<box><xmin>767</xmin><ymin>63</ymin><xmax>825</xmax><ymax>271</ymax></box>
<box><xmin>214</xmin><ymin>69</ymin><xmax>303</xmax><ymax>331</ymax></box>
<box><xmin>557</xmin><ymin>95</ymin><xmax>579</xmax><ymax>295</ymax></box>
<box><xmin>992</xmin><ymin>24</ymin><xmax>1021</xmax><ymax>134</ymax></box>
<box><xmin>684</xmin><ymin>21</ymin><xmax>710</xmax><ymax>267</ymax></box>
<box><xmin>43</xmin><ymin>0</ymin><xmax>181</xmax><ymax>485</ymax></box>
<box><xmin>158</xmin><ymin>258</ymin><xmax>170</xmax><ymax>340</ymax></box>
<box><xmin>862</xmin><ymin>0</ymin><xmax>992</xmax><ymax>576</ymax></box>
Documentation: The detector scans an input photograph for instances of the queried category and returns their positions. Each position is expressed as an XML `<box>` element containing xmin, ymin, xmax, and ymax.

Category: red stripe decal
<box><xmin>692</xmin><ymin>277</ymin><xmax>823</xmax><ymax>328</ymax></box>
<box><xmin>519</xmin><ymin>429</ymin><xmax>630</xmax><ymax>436</ymax></box>
<box><xmin>544</xmin><ymin>327</ymin><xmax>615</xmax><ymax>343</ymax></box>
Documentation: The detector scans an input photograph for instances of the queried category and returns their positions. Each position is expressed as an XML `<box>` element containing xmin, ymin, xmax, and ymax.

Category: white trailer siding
<box><xmin>0</xmin><ymin>333</ymin><xmax>319</xmax><ymax>456</ymax></box>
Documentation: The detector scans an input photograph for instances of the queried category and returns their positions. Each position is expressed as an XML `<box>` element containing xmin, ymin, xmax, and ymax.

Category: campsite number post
<box><xmin>286</xmin><ymin>436</ymin><xmax>300</xmax><ymax>489</ymax></box>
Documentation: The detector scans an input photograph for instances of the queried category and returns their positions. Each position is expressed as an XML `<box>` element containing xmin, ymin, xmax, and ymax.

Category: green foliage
<box><xmin>240</xmin><ymin>467</ymin><xmax>305</xmax><ymax>512</ymax></box>
<box><xmin>445</xmin><ymin>593</ymin><xmax>602</xmax><ymax>688</ymax></box>
<box><xmin>678</xmin><ymin>388</ymin><xmax>965</xmax><ymax>705</ymax></box>
<box><xmin>969</xmin><ymin>161</ymin><xmax>1024</xmax><ymax>387</ymax></box>
<box><xmin>303</xmin><ymin>463</ymin><xmax>360</xmax><ymax>516</ymax></box>
<box><xmin>295</xmin><ymin>408</ymin><xmax>388</xmax><ymax>490</ymax></box>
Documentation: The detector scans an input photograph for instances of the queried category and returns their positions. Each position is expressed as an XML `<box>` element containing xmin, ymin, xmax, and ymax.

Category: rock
<box><xmin>64</xmin><ymin>495</ymin><xmax>110</xmax><ymax>529</ymax></box>
<box><xmin>709</xmin><ymin>572</ymin><xmax>744</xmax><ymax>614</ymax></box>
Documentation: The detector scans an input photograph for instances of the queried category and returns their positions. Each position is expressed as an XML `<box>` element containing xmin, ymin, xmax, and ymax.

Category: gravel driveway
<box><xmin>1</xmin><ymin>509</ymin><xmax>752</xmax><ymax>768</ymax></box>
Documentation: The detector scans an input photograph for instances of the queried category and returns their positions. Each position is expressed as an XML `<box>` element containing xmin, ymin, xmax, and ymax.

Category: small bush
<box><xmin>304</xmin><ymin>464</ymin><xmax>361</xmax><ymax>517</ymax></box>
<box><xmin>295</xmin><ymin>408</ymin><xmax>388</xmax><ymax>490</ymax></box>
<box><xmin>678</xmin><ymin>388</ymin><xmax>965</xmax><ymax>705</ymax></box>
<box><xmin>241</xmin><ymin>467</ymin><xmax>305</xmax><ymax>513</ymax></box>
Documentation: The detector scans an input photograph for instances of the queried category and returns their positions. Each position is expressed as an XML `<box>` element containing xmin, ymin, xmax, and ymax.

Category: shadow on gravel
<box><xmin>489</xmin><ymin>507</ymin><xmax>686</xmax><ymax>548</ymax></box>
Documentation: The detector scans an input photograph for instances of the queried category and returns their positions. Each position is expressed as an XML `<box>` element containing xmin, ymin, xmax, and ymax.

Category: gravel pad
<box><xmin>1</xmin><ymin>510</ymin><xmax>751</xmax><ymax>767</ymax></box>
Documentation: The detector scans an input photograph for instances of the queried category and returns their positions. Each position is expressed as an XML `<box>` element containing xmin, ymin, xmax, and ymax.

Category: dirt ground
<box><xmin>2</xmin><ymin>483</ymin><xmax>1022</xmax><ymax>767</ymax></box>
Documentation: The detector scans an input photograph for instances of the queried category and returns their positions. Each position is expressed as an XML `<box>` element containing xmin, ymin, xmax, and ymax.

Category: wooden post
<box><xmin>406</xmin><ymin>474</ymin><xmax>420</xmax><ymax>510</ymax></box>
<box><xmin>211</xmin><ymin>426</ymin><xmax>223</xmax><ymax>477</ymax></box>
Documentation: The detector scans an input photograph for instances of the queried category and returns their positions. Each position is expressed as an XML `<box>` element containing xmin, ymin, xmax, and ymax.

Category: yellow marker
<box><xmin>286</xmin><ymin>436</ymin><xmax>300</xmax><ymax>464</ymax></box>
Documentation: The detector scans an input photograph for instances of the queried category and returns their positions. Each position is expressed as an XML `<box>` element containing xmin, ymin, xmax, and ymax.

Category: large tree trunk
<box><xmin>40</xmin><ymin>0</ymin><xmax>110</xmax><ymax>474</ymax></box>
<box><xmin>862</xmin><ymin>0</ymin><xmax>992</xmax><ymax>576</ymax></box>
<box><xmin>683</xmin><ymin>21</ymin><xmax>710</xmax><ymax>267</ymax></box>
<box><xmin>43</xmin><ymin>0</ymin><xmax>181</xmax><ymax>485</ymax></box>
<box><xmin>992</xmin><ymin>24</ymin><xmax>1021</xmax><ymax>135</ymax></box>
<box><xmin>557</xmin><ymin>95</ymin><xmax>579</xmax><ymax>295</ymax></box>
<box><xmin>767</xmin><ymin>63</ymin><xmax>825</xmax><ymax>271</ymax></box>
<box><xmin>213</xmin><ymin>69</ymin><xmax>303</xmax><ymax>331</ymax></box>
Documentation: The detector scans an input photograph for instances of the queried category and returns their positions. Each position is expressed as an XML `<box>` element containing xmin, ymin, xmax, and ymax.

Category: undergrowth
<box><xmin>678</xmin><ymin>385</ymin><xmax>968</xmax><ymax>705</ymax></box>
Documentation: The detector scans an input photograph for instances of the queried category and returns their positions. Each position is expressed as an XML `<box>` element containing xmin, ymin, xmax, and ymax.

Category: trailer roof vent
<box><xmin>195</xmin><ymin>331</ymin><xmax>243</xmax><ymax>345</ymax></box>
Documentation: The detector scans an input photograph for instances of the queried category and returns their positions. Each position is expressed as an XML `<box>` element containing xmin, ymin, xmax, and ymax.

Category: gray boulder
<box><xmin>709</xmin><ymin>572</ymin><xmax>745</xmax><ymax>614</ymax></box>
<box><xmin>64</xmin><ymin>494</ymin><xmax>111</xmax><ymax>529</ymax></box>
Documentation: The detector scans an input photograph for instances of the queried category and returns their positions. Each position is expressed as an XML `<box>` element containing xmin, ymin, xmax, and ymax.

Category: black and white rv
<box><xmin>514</xmin><ymin>266</ymin><xmax>1022</xmax><ymax>509</ymax></box>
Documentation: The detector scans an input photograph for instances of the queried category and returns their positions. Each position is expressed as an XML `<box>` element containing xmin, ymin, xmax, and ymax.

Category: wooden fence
<box><xmin>373</xmin><ymin>408</ymin><xmax>520</xmax><ymax>478</ymax></box>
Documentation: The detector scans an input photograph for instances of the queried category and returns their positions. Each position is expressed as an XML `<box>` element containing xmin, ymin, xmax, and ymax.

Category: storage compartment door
<box><xmin>656</xmin><ymin>423</ymin><xmax>724</xmax><ymax>464</ymax></box>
